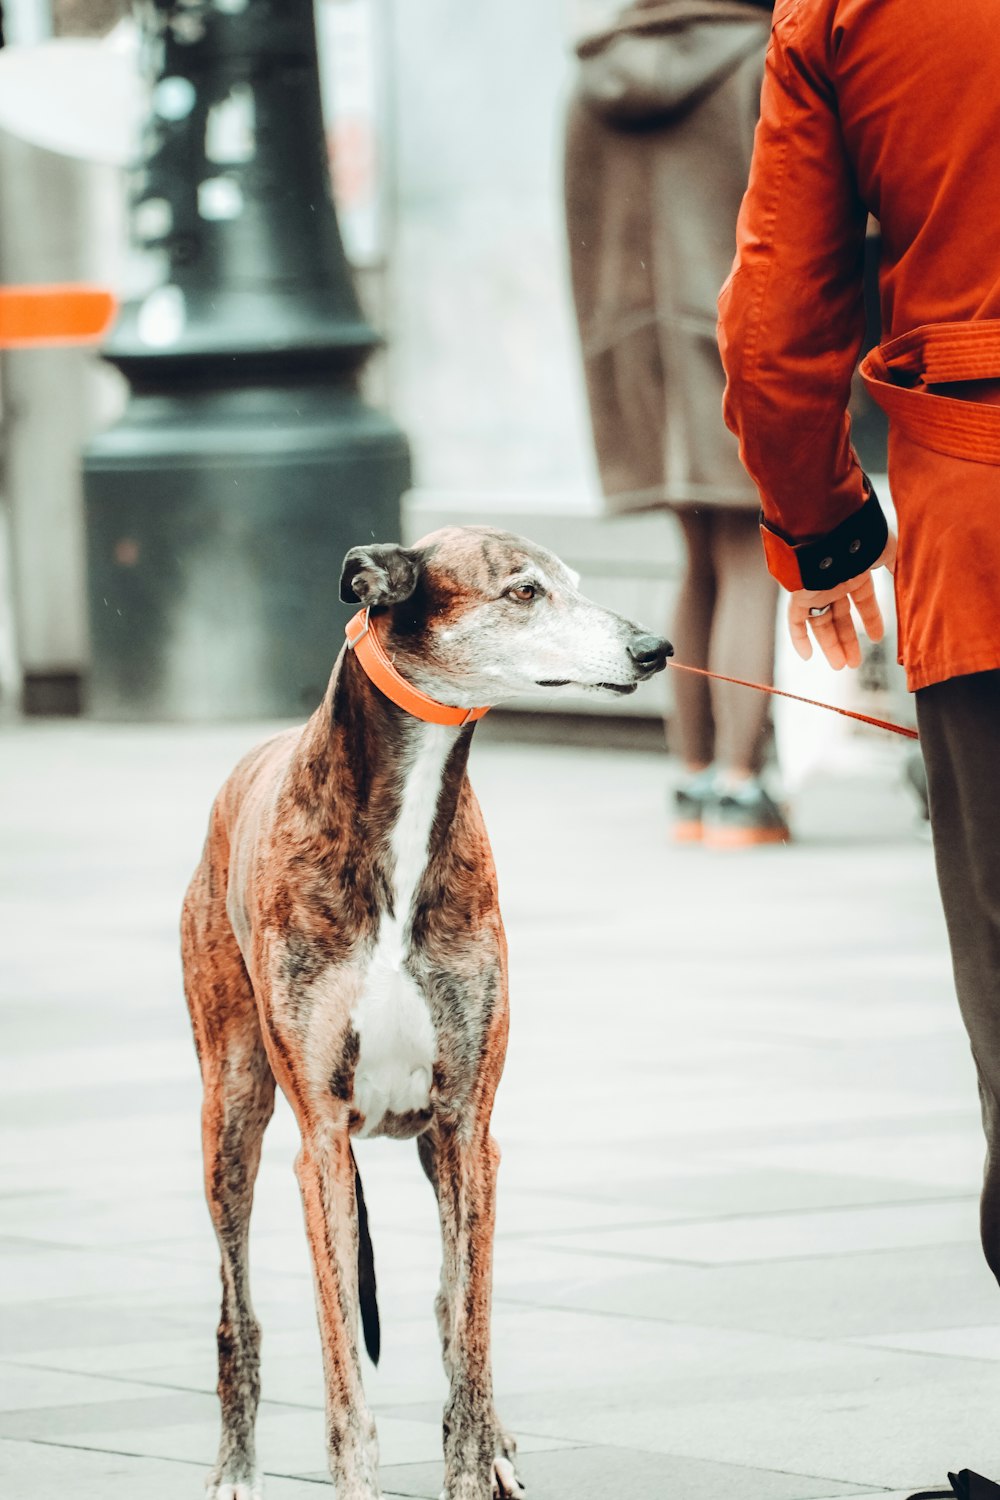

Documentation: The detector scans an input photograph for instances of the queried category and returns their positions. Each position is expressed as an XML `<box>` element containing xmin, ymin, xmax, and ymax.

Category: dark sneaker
<box><xmin>702</xmin><ymin>779</ymin><xmax>790</xmax><ymax>849</ymax></box>
<box><xmin>671</xmin><ymin>769</ymin><xmax>718</xmax><ymax>844</ymax></box>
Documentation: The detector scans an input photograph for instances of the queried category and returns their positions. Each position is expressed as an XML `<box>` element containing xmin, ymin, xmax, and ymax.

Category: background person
<box><xmin>719</xmin><ymin>0</ymin><xmax>1000</xmax><ymax>1291</ymax></box>
<box><xmin>564</xmin><ymin>0</ymin><xmax>788</xmax><ymax>848</ymax></box>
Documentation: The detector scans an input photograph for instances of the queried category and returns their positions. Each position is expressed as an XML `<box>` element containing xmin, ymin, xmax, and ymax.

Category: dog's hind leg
<box><xmin>418</xmin><ymin>1129</ymin><xmax>525</xmax><ymax>1500</ymax></box>
<box><xmin>183</xmin><ymin>880</ymin><xmax>276</xmax><ymax>1500</ymax></box>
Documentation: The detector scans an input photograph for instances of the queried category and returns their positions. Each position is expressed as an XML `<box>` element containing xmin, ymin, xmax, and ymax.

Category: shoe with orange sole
<box><xmin>702</xmin><ymin>781</ymin><xmax>790</xmax><ymax>850</ymax></box>
<box><xmin>670</xmin><ymin>769</ymin><xmax>718</xmax><ymax>844</ymax></box>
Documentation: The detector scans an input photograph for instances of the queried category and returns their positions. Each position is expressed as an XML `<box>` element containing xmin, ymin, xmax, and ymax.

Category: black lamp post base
<box><xmin>84</xmin><ymin>384</ymin><xmax>409</xmax><ymax>721</ymax></box>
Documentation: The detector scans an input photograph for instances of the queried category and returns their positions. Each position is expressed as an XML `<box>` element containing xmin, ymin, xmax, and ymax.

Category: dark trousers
<box><xmin>917</xmin><ymin>670</ymin><xmax>1000</xmax><ymax>1282</ymax></box>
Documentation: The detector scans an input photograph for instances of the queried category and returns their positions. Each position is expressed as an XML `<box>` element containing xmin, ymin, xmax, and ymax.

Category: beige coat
<box><xmin>565</xmin><ymin>2</ymin><xmax>770</xmax><ymax>514</ymax></box>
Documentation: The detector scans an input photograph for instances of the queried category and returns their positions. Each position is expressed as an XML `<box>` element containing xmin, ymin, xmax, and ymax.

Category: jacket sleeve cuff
<box><xmin>760</xmin><ymin>479</ymin><xmax>889</xmax><ymax>591</ymax></box>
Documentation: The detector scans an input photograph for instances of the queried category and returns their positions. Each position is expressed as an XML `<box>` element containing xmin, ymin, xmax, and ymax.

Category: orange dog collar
<box><xmin>345</xmin><ymin>608</ymin><xmax>491</xmax><ymax>727</ymax></box>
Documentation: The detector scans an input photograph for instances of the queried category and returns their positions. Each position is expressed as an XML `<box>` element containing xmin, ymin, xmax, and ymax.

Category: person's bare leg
<box><xmin>699</xmin><ymin>509</ymin><xmax>788</xmax><ymax>845</ymax></box>
<box><xmin>709</xmin><ymin>508</ymin><xmax>779</xmax><ymax>780</ymax></box>
<box><xmin>671</xmin><ymin>508</ymin><xmax>718</xmax><ymax>771</ymax></box>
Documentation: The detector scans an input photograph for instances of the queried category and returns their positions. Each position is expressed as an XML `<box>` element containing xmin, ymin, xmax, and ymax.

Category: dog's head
<box><xmin>339</xmin><ymin>526</ymin><xmax>672</xmax><ymax>708</ymax></box>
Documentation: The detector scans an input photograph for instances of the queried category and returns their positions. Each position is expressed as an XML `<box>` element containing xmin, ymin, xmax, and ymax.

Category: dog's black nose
<box><xmin>628</xmin><ymin>633</ymin><xmax>673</xmax><ymax>671</ymax></box>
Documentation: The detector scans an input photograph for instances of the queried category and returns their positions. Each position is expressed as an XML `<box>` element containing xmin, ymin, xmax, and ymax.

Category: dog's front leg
<box><xmin>423</xmin><ymin>1123</ymin><xmax>522</xmax><ymax>1500</ymax></box>
<box><xmin>295</xmin><ymin>1118</ymin><xmax>381</xmax><ymax>1500</ymax></box>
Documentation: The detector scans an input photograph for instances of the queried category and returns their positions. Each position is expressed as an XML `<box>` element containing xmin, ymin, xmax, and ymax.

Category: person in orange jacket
<box><xmin>718</xmin><ymin>0</ymin><xmax>1000</xmax><ymax>1286</ymax></box>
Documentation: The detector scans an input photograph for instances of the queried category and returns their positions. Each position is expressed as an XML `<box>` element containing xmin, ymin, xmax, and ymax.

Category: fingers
<box><xmin>787</xmin><ymin>567</ymin><xmax>889</xmax><ymax>669</ymax></box>
<box><xmin>788</xmin><ymin>598</ymin><xmax>813</xmax><ymax>661</ymax></box>
<box><xmin>806</xmin><ymin>595</ymin><xmax>856</xmax><ymax>670</ymax></box>
<box><xmin>788</xmin><ymin>594</ymin><xmax>851</xmax><ymax>669</ymax></box>
<box><xmin>847</xmin><ymin>571</ymin><xmax>885</xmax><ymax>644</ymax></box>
<box><xmin>833</xmin><ymin>596</ymin><xmax>863</xmax><ymax>668</ymax></box>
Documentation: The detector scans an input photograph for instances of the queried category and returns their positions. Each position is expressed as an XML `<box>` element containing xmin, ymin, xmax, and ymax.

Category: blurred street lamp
<box><xmin>83</xmin><ymin>0</ymin><xmax>409</xmax><ymax>719</ymax></box>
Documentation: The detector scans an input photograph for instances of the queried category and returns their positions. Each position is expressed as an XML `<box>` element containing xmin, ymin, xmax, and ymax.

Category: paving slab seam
<box><xmin>493</xmin><ymin>1191</ymin><xmax>979</xmax><ymax>1241</ymax></box>
<box><xmin>555</xmin><ymin>1420</ymin><xmax>972</xmax><ymax>1495</ymax></box>
<box><xmin>519</xmin><ymin>1242</ymin><xmax>710</xmax><ymax>1268</ymax></box>
<box><xmin>370</xmin><ymin>1407</ymin><xmax>898</xmax><ymax>1496</ymax></box>
<box><xmin>373</xmin><ymin>1449</ymin><xmax>876</xmax><ymax>1500</ymax></box>
<box><xmin>9</xmin><ymin>1434</ymin><xmax>223</xmax><ymax>1471</ymax></box>
<box><xmin>1</xmin><ymin>1237</ymin><xmax>315</xmax><ymax>1283</ymax></box>
<box><xmin>425</xmin><ymin>1427</ymin><xmax>585</xmax><ymax>1451</ymax></box>
<box><xmin>580</xmin><ymin>1439</ymin><xmax>915</xmax><ymax>1495</ymax></box>
<box><xmin>523</xmin><ymin>1236</ymin><xmax>974</xmax><ymax>1270</ymax></box>
<box><xmin>843</xmin><ymin>1338</ymin><xmax>1000</xmax><ymax>1369</ymax></box>
<box><xmin>479</xmin><ymin>1427</ymin><xmax>884</xmax><ymax>1490</ymax></box>
<box><xmin>683</xmin><ymin>1108</ymin><xmax>980</xmax><ymax>1147</ymax></box>
<box><xmin>0</xmin><ymin>1358</ymin><xmax>335</xmax><ymax>1414</ymax></box>
<box><xmin>606</xmin><ymin>1108</ymin><xmax>978</xmax><ymax>1150</ymax></box>
<box><xmin>494</xmin><ymin>1292</ymin><xmax>752</xmax><ymax>1325</ymax></box>
<box><xmin>9</xmin><ymin>1435</ymin><xmax>342</xmax><ymax>1487</ymax></box>
<box><xmin>493</xmin><ymin>1292</ymin><xmax>997</xmax><ymax>1357</ymax></box>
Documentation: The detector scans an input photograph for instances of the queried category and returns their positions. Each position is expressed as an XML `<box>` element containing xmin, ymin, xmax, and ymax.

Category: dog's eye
<box><xmin>506</xmin><ymin>583</ymin><xmax>539</xmax><ymax>604</ymax></box>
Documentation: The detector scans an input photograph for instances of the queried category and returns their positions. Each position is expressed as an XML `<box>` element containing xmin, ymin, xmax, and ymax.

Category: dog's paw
<box><xmin>493</xmin><ymin>1455</ymin><xmax>526</xmax><ymax>1499</ymax></box>
<box><xmin>436</xmin><ymin>1452</ymin><xmax>525</xmax><ymax>1498</ymax></box>
<box><xmin>205</xmin><ymin>1473</ymin><xmax>263</xmax><ymax>1500</ymax></box>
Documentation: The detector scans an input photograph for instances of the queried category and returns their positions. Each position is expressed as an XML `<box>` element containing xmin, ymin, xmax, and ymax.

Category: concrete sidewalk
<box><xmin>2</xmin><ymin>718</ymin><xmax>998</xmax><ymax>1500</ymax></box>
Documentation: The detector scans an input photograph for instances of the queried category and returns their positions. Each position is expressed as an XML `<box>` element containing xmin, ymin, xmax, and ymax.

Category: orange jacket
<box><xmin>718</xmin><ymin>0</ymin><xmax>1000</xmax><ymax>690</ymax></box>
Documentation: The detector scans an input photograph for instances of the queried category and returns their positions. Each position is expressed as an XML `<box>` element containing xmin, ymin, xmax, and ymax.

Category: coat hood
<box><xmin>577</xmin><ymin>1</ymin><xmax>771</xmax><ymax>123</ymax></box>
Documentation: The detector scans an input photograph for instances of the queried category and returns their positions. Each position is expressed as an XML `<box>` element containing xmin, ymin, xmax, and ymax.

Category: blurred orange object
<box><xmin>0</xmin><ymin>284</ymin><xmax>116</xmax><ymax>347</ymax></box>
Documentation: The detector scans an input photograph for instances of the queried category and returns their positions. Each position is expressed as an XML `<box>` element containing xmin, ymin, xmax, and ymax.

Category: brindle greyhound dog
<box><xmin>181</xmin><ymin>526</ymin><xmax>671</xmax><ymax>1500</ymax></box>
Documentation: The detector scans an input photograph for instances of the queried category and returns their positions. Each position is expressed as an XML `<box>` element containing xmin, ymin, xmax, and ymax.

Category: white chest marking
<box><xmin>351</xmin><ymin>725</ymin><xmax>455</xmax><ymax>1135</ymax></box>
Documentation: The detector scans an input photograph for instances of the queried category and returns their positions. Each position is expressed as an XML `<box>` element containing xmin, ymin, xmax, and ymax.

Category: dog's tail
<box><xmin>352</xmin><ymin>1147</ymin><xmax>380</xmax><ymax>1366</ymax></box>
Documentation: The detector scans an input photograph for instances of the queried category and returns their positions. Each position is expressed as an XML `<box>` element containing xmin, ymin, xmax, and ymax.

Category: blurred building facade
<box><xmin>0</xmin><ymin>0</ymin><xmax>682</xmax><ymax>720</ymax></box>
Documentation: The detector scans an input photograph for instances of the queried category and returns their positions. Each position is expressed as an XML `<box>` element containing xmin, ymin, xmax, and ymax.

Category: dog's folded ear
<box><xmin>339</xmin><ymin>545</ymin><xmax>420</xmax><ymax>606</ymax></box>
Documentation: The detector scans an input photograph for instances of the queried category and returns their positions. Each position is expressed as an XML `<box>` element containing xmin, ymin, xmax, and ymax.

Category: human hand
<box><xmin>788</xmin><ymin>531</ymin><xmax>897</xmax><ymax>670</ymax></box>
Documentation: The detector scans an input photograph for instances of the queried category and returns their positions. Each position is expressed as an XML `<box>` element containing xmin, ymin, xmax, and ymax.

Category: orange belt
<box><xmin>861</xmin><ymin>318</ymin><xmax>1000</xmax><ymax>465</ymax></box>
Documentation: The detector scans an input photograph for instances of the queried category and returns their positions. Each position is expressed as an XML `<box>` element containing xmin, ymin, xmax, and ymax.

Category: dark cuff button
<box><xmin>789</xmin><ymin>478</ymin><xmax>888</xmax><ymax>590</ymax></box>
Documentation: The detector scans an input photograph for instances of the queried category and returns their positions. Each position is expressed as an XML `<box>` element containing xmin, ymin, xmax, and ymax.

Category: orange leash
<box><xmin>668</xmin><ymin>660</ymin><xmax>919</xmax><ymax>740</ymax></box>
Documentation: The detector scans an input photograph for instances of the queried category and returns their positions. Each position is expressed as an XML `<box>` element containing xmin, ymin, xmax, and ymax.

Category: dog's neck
<box><xmin>293</xmin><ymin>645</ymin><xmax>475</xmax><ymax>844</ymax></box>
